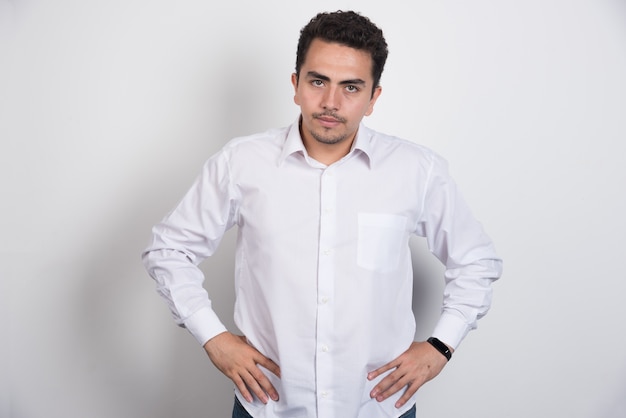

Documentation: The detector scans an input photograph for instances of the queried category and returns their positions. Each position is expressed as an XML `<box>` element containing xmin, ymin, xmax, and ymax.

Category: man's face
<box><xmin>292</xmin><ymin>39</ymin><xmax>381</xmax><ymax>150</ymax></box>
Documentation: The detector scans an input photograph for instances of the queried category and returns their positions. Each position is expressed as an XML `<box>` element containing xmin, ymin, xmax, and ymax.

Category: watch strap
<box><xmin>427</xmin><ymin>337</ymin><xmax>452</xmax><ymax>361</ymax></box>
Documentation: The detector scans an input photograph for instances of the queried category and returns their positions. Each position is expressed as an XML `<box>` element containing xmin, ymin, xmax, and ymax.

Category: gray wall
<box><xmin>2</xmin><ymin>0</ymin><xmax>625</xmax><ymax>417</ymax></box>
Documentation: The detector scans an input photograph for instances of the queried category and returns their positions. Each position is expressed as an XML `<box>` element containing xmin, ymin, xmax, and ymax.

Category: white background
<box><xmin>1</xmin><ymin>0</ymin><xmax>625</xmax><ymax>417</ymax></box>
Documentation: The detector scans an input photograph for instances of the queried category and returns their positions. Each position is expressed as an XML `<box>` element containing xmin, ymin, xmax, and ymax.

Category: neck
<box><xmin>303</xmin><ymin>137</ymin><xmax>354</xmax><ymax>165</ymax></box>
<box><xmin>299</xmin><ymin>123</ymin><xmax>356</xmax><ymax>166</ymax></box>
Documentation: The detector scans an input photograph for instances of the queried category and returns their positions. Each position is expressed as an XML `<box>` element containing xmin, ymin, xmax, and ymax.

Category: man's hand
<box><xmin>203</xmin><ymin>331</ymin><xmax>281</xmax><ymax>404</ymax></box>
<box><xmin>367</xmin><ymin>341</ymin><xmax>453</xmax><ymax>408</ymax></box>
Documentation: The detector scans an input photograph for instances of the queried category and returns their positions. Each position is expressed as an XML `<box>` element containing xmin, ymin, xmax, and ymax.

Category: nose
<box><xmin>321</xmin><ymin>85</ymin><xmax>340</xmax><ymax>111</ymax></box>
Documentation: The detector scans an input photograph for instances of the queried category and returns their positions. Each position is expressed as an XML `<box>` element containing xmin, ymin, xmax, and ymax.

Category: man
<box><xmin>142</xmin><ymin>10</ymin><xmax>502</xmax><ymax>418</ymax></box>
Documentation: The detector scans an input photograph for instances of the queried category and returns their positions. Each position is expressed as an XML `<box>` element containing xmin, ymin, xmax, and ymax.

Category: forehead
<box><xmin>301</xmin><ymin>39</ymin><xmax>374</xmax><ymax>81</ymax></box>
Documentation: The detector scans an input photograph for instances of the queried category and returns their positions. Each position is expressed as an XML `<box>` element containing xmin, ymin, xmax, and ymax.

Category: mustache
<box><xmin>313</xmin><ymin>112</ymin><xmax>346</xmax><ymax>123</ymax></box>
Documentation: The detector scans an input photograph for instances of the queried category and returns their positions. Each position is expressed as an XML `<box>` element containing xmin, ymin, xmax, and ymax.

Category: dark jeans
<box><xmin>231</xmin><ymin>397</ymin><xmax>253</xmax><ymax>418</ymax></box>
<box><xmin>232</xmin><ymin>396</ymin><xmax>416</xmax><ymax>418</ymax></box>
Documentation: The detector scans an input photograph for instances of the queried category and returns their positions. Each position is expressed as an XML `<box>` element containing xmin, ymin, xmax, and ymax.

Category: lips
<box><xmin>315</xmin><ymin>114</ymin><xmax>344</xmax><ymax>128</ymax></box>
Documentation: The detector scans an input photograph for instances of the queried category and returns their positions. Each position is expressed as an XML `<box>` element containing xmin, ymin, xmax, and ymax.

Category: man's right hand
<box><xmin>203</xmin><ymin>331</ymin><xmax>281</xmax><ymax>404</ymax></box>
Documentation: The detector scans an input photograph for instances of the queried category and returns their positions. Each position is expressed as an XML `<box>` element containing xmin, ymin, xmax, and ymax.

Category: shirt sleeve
<box><xmin>415</xmin><ymin>154</ymin><xmax>503</xmax><ymax>349</ymax></box>
<box><xmin>141</xmin><ymin>149</ymin><xmax>239</xmax><ymax>346</ymax></box>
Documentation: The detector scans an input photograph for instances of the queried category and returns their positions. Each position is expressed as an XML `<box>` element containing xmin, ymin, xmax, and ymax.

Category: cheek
<box><xmin>293</xmin><ymin>88</ymin><xmax>304</xmax><ymax>106</ymax></box>
<box><xmin>294</xmin><ymin>90</ymin><xmax>313</xmax><ymax>108</ymax></box>
<box><xmin>364</xmin><ymin>100</ymin><xmax>376</xmax><ymax>116</ymax></box>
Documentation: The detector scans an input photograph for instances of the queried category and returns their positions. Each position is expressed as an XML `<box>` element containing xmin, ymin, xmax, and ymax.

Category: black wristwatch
<box><xmin>427</xmin><ymin>337</ymin><xmax>452</xmax><ymax>361</ymax></box>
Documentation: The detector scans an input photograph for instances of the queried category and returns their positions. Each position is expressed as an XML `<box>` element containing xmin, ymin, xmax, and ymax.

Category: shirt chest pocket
<box><xmin>357</xmin><ymin>213</ymin><xmax>408</xmax><ymax>274</ymax></box>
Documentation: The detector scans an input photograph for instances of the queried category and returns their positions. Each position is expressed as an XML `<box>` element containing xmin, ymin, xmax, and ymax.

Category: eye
<box><xmin>345</xmin><ymin>85</ymin><xmax>360</xmax><ymax>93</ymax></box>
<box><xmin>311</xmin><ymin>79</ymin><xmax>325</xmax><ymax>87</ymax></box>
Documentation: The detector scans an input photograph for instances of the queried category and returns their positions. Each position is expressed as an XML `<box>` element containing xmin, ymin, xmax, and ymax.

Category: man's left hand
<box><xmin>367</xmin><ymin>341</ymin><xmax>453</xmax><ymax>408</ymax></box>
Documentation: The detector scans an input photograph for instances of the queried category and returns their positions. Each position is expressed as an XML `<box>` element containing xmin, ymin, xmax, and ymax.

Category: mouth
<box><xmin>314</xmin><ymin>113</ymin><xmax>345</xmax><ymax>128</ymax></box>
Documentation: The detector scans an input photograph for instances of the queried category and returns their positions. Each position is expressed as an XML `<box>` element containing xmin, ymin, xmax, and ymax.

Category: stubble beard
<box><xmin>310</xmin><ymin>112</ymin><xmax>348</xmax><ymax>145</ymax></box>
<box><xmin>310</xmin><ymin>128</ymin><xmax>349</xmax><ymax>145</ymax></box>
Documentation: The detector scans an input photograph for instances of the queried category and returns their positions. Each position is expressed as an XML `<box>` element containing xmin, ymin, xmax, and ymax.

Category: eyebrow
<box><xmin>305</xmin><ymin>71</ymin><xmax>367</xmax><ymax>86</ymax></box>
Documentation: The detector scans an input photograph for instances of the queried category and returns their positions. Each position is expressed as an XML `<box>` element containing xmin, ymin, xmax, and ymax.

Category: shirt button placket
<box><xmin>316</xmin><ymin>168</ymin><xmax>337</xmax><ymax>416</ymax></box>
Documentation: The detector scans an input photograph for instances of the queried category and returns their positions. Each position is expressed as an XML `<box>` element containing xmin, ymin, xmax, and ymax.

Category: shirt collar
<box><xmin>278</xmin><ymin>117</ymin><xmax>308</xmax><ymax>166</ymax></box>
<box><xmin>278</xmin><ymin>116</ymin><xmax>375</xmax><ymax>169</ymax></box>
<box><xmin>351</xmin><ymin>124</ymin><xmax>374</xmax><ymax>168</ymax></box>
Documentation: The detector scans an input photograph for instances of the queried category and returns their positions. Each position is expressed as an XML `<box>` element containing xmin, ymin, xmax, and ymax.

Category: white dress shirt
<box><xmin>142</xmin><ymin>118</ymin><xmax>503</xmax><ymax>418</ymax></box>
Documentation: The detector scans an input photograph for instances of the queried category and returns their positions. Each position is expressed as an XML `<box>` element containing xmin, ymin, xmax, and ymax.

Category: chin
<box><xmin>313</xmin><ymin>135</ymin><xmax>347</xmax><ymax>145</ymax></box>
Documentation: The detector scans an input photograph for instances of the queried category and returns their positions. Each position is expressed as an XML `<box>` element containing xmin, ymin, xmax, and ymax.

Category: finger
<box><xmin>378</xmin><ymin>374</ymin><xmax>410</xmax><ymax>402</ymax></box>
<box><xmin>371</xmin><ymin>372</ymin><xmax>408</xmax><ymax>402</ymax></box>
<box><xmin>249</xmin><ymin>364</ymin><xmax>279</xmax><ymax>401</ymax></box>
<box><xmin>394</xmin><ymin>381</ymin><xmax>420</xmax><ymax>408</ymax></box>
<box><xmin>370</xmin><ymin>368</ymin><xmax>402</xmax><ymax>399</ymax></box>
<box><xmin>241</xmin><ymin>369</ymin><xmax>270</xmax><ymax>404</ymax></box>
<box><xmin>367</xmin><ymin>360</ymin><xmax>397</xmax><ymax>381</ymax></box>
<box><xmin>256</xmin><ymin>355</ymin><xmax>281</xmax><ymax>378</ymax></box>
<box><xmin>232</xmin><ymin>373</ymin><xmax>255</xmax><ymax>403</ymax></box>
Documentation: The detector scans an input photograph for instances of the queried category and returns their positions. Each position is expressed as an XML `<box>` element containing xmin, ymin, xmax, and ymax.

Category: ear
<box><xmin>365</xmin><ymin>86</ymin><xmax>382</xmax><ymax>116</ymax></box>
<box><xmin>291</xmin><ymin>73</ymin><xmax>300</xmax><ymax>105</ymax></box>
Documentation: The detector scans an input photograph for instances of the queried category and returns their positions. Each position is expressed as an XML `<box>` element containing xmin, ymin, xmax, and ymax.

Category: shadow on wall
<box><xmin>68</xmin><ymin>45</ymin><xmax>283</xmax><ymax>418</ymax></box>
<box><xmin>410</xmin><ymin>235</ymin><xmax>446</xmax><ymax>341</ymax></box>
<box><xmin>71</xmin><ymin>176</ymin><xmax>240</xmax><ymax>418</ymax></box>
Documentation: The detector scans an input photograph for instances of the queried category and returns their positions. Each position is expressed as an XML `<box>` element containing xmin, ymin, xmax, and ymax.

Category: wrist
<box><xmin>427</xmin><ymin>337</ymin><xmax>452</xmax><ymax>361</ymax></box>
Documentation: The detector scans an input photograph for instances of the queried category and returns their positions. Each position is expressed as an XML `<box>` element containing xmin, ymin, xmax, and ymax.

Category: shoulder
<box><xmin>362</xmin><ymin>125</ymin><xmax>448</xmax><ymax>168</ymax></box>
<box><xmin>226</xmin><ymin>125</ymin><xmax>290</xmax><ymax>147</ymax></box>
<box><xmin>203</xmin><ymin>125</ymin><xmax>292</xmax><ymax>169</ymax></box>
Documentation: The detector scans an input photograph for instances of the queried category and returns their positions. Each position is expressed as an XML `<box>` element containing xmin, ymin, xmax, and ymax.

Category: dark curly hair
<box><xmin>295</xmin><ymin>10</ymin><xmax>388</xmax><ymax>96</ymax></box>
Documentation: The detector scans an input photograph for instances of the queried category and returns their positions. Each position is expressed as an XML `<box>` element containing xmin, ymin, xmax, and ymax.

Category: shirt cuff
<box><xmin>183</xmin><ymin>306</ymin><xmax>228</xmax><ymax>346</ymax></box>
<box><xmin>431</xmin><ymin>312</ymin><xmax>471</xmax><ymax>350</ymax></box>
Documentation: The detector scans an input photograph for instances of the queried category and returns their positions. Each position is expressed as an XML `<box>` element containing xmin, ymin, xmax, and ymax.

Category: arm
<box><xmin>141</xmin><ymin>151</ymin><xmax>236</xmax><ymax>345</ymax></box>
<box><xmin>141</xmin><ymin>151</ymin><xmax>280</xmax><ymax>402</ymax></box>
<box><xmin>369</xmin><ymin>154</ymin><xmax>502</xmax><ymax>407</ymax></box>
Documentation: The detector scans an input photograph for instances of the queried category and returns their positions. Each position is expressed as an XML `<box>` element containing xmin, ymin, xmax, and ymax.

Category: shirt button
<box><xmin>323</xmin><ymin>249</ymin><xmax>332</xmax><ymax>256</ymax></box>
<box><xmin>321</xmin><ymin>296</ymin><xmax>329</xmax><ymax>304</ymax></box>
<box><xmin>321</xmin><ymin>344</ymin><xmax>329</xmax><ymax>352</ymax></box>
<box><xmin>321</xmin><ymin>391</ymin><xmax>329</xmax><ymax>398</ymax></box>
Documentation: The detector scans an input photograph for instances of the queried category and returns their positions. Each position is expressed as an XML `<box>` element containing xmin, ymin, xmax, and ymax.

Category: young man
<box><xmin>142</xmin><ymin>10</ymin><xmax>502</xmax><ymax>418</ymax></box>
